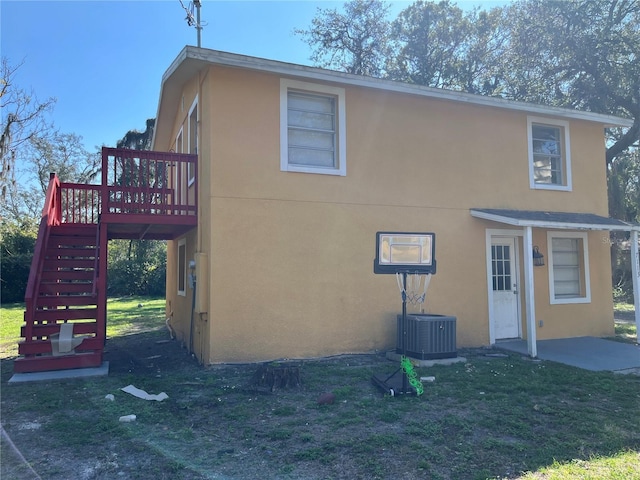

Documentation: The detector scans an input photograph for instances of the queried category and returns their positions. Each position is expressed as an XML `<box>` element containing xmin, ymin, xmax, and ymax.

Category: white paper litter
<box><xmin>119</xmin><ymin>414</ymin><xmax>136</xmax><ymax>422</ymax></box>
<box><xmin>121</xmin><ymin>384</ymin><xmax>168</xmax><ymax>402</ymax></box>
<box><xmin>104</xmin><ymin>394</ymin><xmax>115</xmax><ymax>401</ymax></box>
<box><xmin>50</xmin><ymin>323</ymin><xmax>88</xmax><ymax>356</ymax></box>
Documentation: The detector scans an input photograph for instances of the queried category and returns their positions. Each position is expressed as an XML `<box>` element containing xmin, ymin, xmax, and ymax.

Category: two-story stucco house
<box><xmin>152</xmin><ymin>46</ymin><xmax>639</xmax><ymax>366</ymax></box>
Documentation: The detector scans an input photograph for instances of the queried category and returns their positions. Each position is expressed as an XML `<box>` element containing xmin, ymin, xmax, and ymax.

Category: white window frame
<box><xmin>547</xmin><ymin>231</ymin><xmax>591</xmax><ymax>304</ymax></box>
<box><xmin>176</xmin><ymin>126</ymin><xmax>186</xmax><ymax>206</ymax></box>
<box><xmin>177</xmin><ymin>238</ymin><xmax>187</xmax><ymax>297</ymax></box>
<box><xmin>527</xmin><ymin>116</ymin><xmax>572</xmax><ymax>191</ymax></box>
<box><xmin>187</xmin><ymin>96</ymin><xmax>198</xmax><ymax>186</ymax></box>
<box><xmin>280</xmin><ymin>78</ymin><xmax>346</xmax><ymax>176</ymax></box>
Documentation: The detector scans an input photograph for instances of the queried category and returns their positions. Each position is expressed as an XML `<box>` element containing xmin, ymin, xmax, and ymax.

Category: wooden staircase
<box><xmin>14</xmin><ymin>224</ymin><xmax>107</xmax><ymax>373</ymax></box>
<box><xmin>14</xmin><ymin>147</ymin><xmax>198</xmax><ymax>374</ymax></box>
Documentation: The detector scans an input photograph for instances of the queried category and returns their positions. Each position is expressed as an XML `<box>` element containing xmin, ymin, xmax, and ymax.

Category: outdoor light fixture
<box><xmin>533</xmin><ymin>246</ymin><xmax>545</xmax><ymax>267</ymax></box>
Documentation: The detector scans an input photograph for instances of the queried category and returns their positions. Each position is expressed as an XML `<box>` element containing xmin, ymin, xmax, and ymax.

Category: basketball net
<box><xmin>396</xmin><ymin>272</ymin><xmax>432</xmax><ymax>308</ymax></box>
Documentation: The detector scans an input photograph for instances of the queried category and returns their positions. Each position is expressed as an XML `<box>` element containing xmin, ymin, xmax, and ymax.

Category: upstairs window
<box><xmin>280</xmin><ymin>79</ymin><xmax>346</xmax><ymax>176</ymax></box>
<box><xmin>528</xmin><ymin>117</ymin><xmax>572</xmax><ymax>191</ymax></box>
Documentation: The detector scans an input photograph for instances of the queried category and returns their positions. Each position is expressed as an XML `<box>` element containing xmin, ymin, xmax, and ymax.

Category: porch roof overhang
<box><xmin>471</xmin><ymin>208</ymin><xmax>640</xmax><ymax>359</ymax></box>
<box><xmin>470</xmin><ymin>208</ymin><xmax>640</xmax><ymax>232</ymax></box>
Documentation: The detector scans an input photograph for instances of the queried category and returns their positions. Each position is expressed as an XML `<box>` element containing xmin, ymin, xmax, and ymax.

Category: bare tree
<box><xmin>0</xmin><ymin>58</ymin><xmax>56</xmax><ymax>203</ymax></box>
<box><xmin>2</xmin><ymin>131</ymin><xmax>101</xmax><ymax>224</ymax></box>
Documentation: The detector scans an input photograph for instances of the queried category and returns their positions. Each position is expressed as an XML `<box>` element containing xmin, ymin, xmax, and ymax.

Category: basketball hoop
<box><xmin>372</xmin><ymin>232</ymin><xmax>437</xmax><ymax>396</ymax></box>
<box><xmin>396</xmin><ymin>272</ymin><xmax>432</xmax><ymax>307</ymax></box>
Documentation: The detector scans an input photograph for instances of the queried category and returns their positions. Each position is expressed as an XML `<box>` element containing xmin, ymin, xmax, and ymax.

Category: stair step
<box><xmin>42</xmin><ymin>258</ymin><xmax>96</xmax><ymax>270</ymax></box>
<box><xmin>19</xmin><ymin>219</ymin><xmax>104</xmax><ymax>373</ymax></box>
<box><xmin>32</xmin><ymin>308</ymin><xmax>98</xmax><ymax>322</ymax></box>
<box><xmin>41</xmin><ymin>271</ymin><xmax>94</xmax><ymax>281</ymax></box>
<box><xmin>21</xmin><ymin>321</ymin><xmax>98</xmax><ymax>338</ymax></box>
<box><xmin>36</xmin><ymin>296</ymin><xmax>98</xmax><ymax>308</ymax></box>
<box><xmin>13</xmin><ymin>351</ymin><xmax>103</xmax><ymax>373</ymax></box>
<box><xmin>48</xmin><ymin>236</ymin><xmax>96</xmax><ymax>247</ymax></box>
<box><xmin>50</xmin><ymin>225</ymin><xmax>98</xmax><ymax>236</ymax></box>
<box><xmin>39</xmin><ymin>283</ymin><xmax>94</xmax><ymax>295</ymax></box>
<box><xmin>45</xmin><ymin>247</ymin><xmax>97</xmax><ymax>258</ymax></box>
<box><xmin>18</xmin><ymin>336</ymin><xmax>102</xmax><ymax>355</ymax></box>
<box><xmin>36</xmin><ymin>298</ymin><xmax>97</xmax><ymax>309</ymax></box>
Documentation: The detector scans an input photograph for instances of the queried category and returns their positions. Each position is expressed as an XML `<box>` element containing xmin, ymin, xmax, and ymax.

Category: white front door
<box><xmin>491</xmin><ymin>237</ymin><xmax>521</xmax><ymax>340</ymax></box>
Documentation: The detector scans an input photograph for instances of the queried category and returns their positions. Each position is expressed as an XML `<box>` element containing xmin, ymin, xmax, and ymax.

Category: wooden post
<box><xmin>631</xmin><ymin>230</ymin><xmax>640</xmax><ymax>342</ymax></box>
<box><xmin>523</xmin><ymin>226</ymin><xmax>537</xmax><ymax>358</ymax></box>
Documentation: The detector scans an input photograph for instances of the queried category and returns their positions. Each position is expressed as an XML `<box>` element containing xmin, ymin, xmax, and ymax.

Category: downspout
<box><xmin>190</xmin><ymin>276</ymin><xmax>196</xmax><ymax>354</ymax></box>
<box><xmin>196</xmin><ymin>70</ymin><xmax>203</xmax><ymax>362</ymax></box>
<box><xmin>523</xmin><ymin>226</ymin><xmax>537</xmax><ymax>357</ymax></box>
<box><xmin>191</xmin><ymin>68</ymin><xmax>206</xmax><ymax>362</ymax></box>
<box><xmin>197</xmin><ymin>69</ymin><xmax>203</xmax><ymax>257</ymax></box>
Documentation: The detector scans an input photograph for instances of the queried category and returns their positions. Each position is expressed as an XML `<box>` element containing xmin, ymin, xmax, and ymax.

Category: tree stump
<box><xmin>251</xmin><ymin>362</ymin><xmax>301</xmax><ymax>392</ymax></box>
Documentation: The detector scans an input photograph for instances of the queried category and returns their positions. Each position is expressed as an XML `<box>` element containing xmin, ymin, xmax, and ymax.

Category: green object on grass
<box><xmin>400</xmin><ymin>355</ymin><xmax>424</xmax><ymax>396</ymax></box>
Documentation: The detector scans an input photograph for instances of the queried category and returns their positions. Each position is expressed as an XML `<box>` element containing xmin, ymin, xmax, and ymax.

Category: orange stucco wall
<box><xmin>163</xmin><ymin>64</ymin><xmax>614</xmax><ymax>364</ymax></box>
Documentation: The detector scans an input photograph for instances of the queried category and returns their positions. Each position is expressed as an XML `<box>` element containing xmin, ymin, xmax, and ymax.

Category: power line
<box><xmin>178</xmin><ymin>0</ymin><xmax>206</xmax><ymax>47</ymax></box>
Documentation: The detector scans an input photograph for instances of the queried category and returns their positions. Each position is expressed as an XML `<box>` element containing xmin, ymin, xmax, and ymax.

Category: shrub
<box><xmin>0</xmin><ymin>221</ymin><xmax>37</xmax><ymax>304</ymax></box>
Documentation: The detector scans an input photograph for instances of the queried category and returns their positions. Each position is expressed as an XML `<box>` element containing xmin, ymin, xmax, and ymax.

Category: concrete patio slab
<box><xmin>8</xmin><ymin>362</ymin><xmax>110</xmax><ymax>384</ymax></box>
<box><xmin>495</xmin><ymin>337</ymin><xmax>639</xmax><ymax>372</ymax></box>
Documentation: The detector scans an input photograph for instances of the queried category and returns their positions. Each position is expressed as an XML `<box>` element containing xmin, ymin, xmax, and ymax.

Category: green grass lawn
<box><xmin>0</xmin><ymin>304</ymin><xmax>24</xmax><ymax>358</ymax></box>
<box><xmin>103</xmin><ymin>296</ymin><xmax>166</xmax><ymax>336</ymax></box>
<box><xmin>520</xmin><ymin>450</ymin><xmax>640</xmax><ymax>479</ymax></box>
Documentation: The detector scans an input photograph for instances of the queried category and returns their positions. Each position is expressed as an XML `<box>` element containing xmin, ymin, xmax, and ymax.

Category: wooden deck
<box><xmin>16</xmin><ymin>147</ymin><xmax>197</xmax><ymax>373</ymax></box>
<box><xmin>59</xmin><ymin>148</ymin><xmax>198</xmax><ymax>239</ymax></box>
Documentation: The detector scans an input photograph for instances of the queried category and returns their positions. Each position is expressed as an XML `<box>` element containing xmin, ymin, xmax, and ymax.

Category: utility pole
<box><xmin>195</xmin><ymin>0</ymin><xmax>202</xmax><ymax>48</ymax></box>
<box><xmin>179</xmin><ymin>0</ymin><xmax>204</xmax><ymax>47</ymax></box>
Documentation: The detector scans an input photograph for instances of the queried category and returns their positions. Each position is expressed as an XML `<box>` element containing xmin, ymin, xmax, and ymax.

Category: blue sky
<box><xmin>1</xmin><ymin>1</ymin><xmax>507</xmax><ymax>150</ymax></box>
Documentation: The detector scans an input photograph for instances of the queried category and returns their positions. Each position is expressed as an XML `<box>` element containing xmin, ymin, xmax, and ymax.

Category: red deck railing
<box><xmin>23</xmin><ymin>173</ymin><xmax>61</xmax><ymax>341</ymax></box>
<box><xmin>51</xmin><ymin>148</ymin><xmax>197</xmax><ymax>224</ymax></box>
<box><xmin>60</xmin><ymin>183</ymin><xmax>101</xmax><ymax>224</ymax></box>
<box><xmin>101</xmin><ymin>148</ymin><xmax>197</xmax><ymax>218</ymax></box>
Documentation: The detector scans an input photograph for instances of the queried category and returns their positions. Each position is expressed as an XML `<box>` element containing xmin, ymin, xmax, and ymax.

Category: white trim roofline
<box><xmin>470</xmin><ymin>208</ymin><xmax>640</xmax><ymax>232</ymax></box>
<box><xmin>152</xmin><ymin>46</ymin><xmax>633</xmax><ymax>150</ymax></box>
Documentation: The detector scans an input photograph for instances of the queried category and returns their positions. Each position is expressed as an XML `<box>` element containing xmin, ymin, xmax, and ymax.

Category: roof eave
<box><xmin>185</xmin><ymin>47</ymin><xmax>634</xmax><ymax>128</ymax></box>
<box><xmin>152</xmin><ymin>46</ymin><xmax>634</xmax><ymax>151</ymax></box>
<box><xmin>470</xmin><ymin>209</ymin><xmax>640</xmax><ymax>232</ymax></box>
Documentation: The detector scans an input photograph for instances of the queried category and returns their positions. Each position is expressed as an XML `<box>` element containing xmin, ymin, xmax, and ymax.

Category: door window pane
<box><xmin>492</xmin><ymin>245</ymin><xmax>512</xmax><ymax>291</ymax></box>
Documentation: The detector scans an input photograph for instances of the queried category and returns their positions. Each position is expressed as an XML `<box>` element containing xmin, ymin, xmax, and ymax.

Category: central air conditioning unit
<box><xmin>397</xmin><ymin>314</ymin><xmax>457</xmax><ymax>360</ymax></box>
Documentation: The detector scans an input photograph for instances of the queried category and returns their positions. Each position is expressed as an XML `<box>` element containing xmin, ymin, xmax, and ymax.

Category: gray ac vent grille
<box><xmin>396</xmin><ymin>314</ymin><xmax>457</xmax><ymax>360</ymax></box>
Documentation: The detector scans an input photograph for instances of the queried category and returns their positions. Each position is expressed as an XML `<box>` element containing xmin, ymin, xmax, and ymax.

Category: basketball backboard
<box><xmin>374</xmin><ymin>232</ymin><xmax>436</xmax><ymax>274</ymax></box>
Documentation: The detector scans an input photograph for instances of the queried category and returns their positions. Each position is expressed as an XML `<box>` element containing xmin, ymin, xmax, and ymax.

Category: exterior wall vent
<box><xmin>396</xmin><ymin>314</ymin><xmax>457</xmax><ymax>360</ymax></box>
